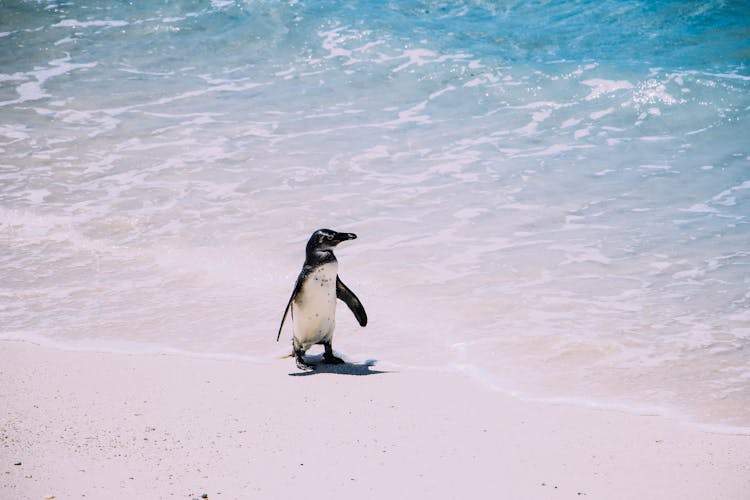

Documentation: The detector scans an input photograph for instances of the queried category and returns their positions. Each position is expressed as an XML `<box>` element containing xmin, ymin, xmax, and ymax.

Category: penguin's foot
<box><xmin>322</xmin><ymin>342</ymin><xmax>345</xmax><ymax>365</ymax></box>
<box><xmin>295</xmin><ymin>356</ymin><xmax>315</xmax><ymax>371</ymax></box>
<box><xmin>323</xmin><ymin>353</ymin><xmax>345</xmax><ymax>365</ymax></box>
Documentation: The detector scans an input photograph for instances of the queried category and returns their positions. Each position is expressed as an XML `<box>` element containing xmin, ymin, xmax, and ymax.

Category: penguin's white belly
<box><xmin>292</xmin><ymin>262</ymin><xmax>337</xmax><ymax>348</ymax></box>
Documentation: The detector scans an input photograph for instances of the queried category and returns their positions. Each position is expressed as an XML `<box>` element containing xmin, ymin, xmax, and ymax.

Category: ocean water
<box><xmin>1</xmin><ymin>0</ymin><xmax>749</xmax><ymax>432</ymax></box>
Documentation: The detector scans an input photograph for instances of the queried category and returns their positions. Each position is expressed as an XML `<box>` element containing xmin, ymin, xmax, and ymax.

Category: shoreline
<box><xmin>455</xmin><ymin>364</ymin><xmax>750</xmax><ymax>438</ymax></box>
<box><xmin>6</xmin><ymin>334</ymin><xmax>750</xmax><ymax>437</ymax></box>
<box><xmin>2</xmin><ymin>340</ymin><xmax>749</xmax><ymax>499</ymax></box>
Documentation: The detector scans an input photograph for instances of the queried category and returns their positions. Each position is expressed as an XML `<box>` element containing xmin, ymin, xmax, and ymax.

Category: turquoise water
<box><xmin>1</xmin><ymin>0</ymin><xmax>749</xmax><ymax>431</ymax></box>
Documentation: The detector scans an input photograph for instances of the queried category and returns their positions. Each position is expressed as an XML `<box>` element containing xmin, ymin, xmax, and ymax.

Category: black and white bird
<box><xmin>277</xmin><ymin>229</ymin><xmax>367</xmax><ymax>370</ymax></box>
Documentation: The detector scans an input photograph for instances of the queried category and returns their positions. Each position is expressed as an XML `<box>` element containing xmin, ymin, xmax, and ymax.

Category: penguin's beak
<box><xmin>333</xmin><ymin>232</ymin><xmax>357</xmax><ymax>243</ymax></box>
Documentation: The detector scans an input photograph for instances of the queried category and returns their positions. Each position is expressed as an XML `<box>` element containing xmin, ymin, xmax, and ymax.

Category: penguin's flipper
<box><xmin>277</xmin><ymin>274</ymin><xmax>303</xmax><ymax>341</ymax></box>
<box><xmin>276</xmin><ymin>295</ymin><xmax>293</xmax><ymax>342</ymax></box>
<box><xmin>336</xmin><ymin>276</ymin><xmax>367</xmax><ymax>327</ymax></box>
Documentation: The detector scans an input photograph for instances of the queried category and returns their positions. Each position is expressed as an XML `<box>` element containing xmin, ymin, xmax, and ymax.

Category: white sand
<box><xmin>2</xmin><ymin>340</ymin><xmax>749</xmax><ymax>500</ymax></box>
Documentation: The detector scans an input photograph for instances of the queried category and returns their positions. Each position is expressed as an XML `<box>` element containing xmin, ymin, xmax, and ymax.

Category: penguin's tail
<box><xmin>279</xmin><ymin>352</ymin><xmax>294</xmax><ymax>359</ymax></box>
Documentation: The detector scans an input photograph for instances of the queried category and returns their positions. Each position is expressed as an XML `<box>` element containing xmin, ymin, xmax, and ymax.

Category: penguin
<box><xmin>277</xmin><ymin>228</ymin><xmax>367</xmax><ymax>370</ymax></box>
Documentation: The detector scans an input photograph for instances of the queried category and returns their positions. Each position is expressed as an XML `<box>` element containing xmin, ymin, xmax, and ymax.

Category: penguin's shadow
<box><xmin>288</xmin><ymin>355</ymin><xmax>389</xmax><ymax>377</ymax></box>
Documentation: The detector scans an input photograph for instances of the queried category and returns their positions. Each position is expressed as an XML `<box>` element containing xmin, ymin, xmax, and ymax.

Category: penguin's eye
<box><xmin>325</xmin><ymin>234</ymin><xmax>334</xmax><ymax>241</ymax></box>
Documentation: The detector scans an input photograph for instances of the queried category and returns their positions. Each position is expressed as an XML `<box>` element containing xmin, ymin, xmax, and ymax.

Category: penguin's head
<box><xmin>306</xmin><ymin>228</ymin><xmax>357</xmax><ymax>254</ymax></box>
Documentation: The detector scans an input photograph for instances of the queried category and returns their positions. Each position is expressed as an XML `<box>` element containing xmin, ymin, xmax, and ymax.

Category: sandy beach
<box><xmin>1</xmin><ymin>340</ymin><xmax>748</xmax><ymax>500</ymax></box>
